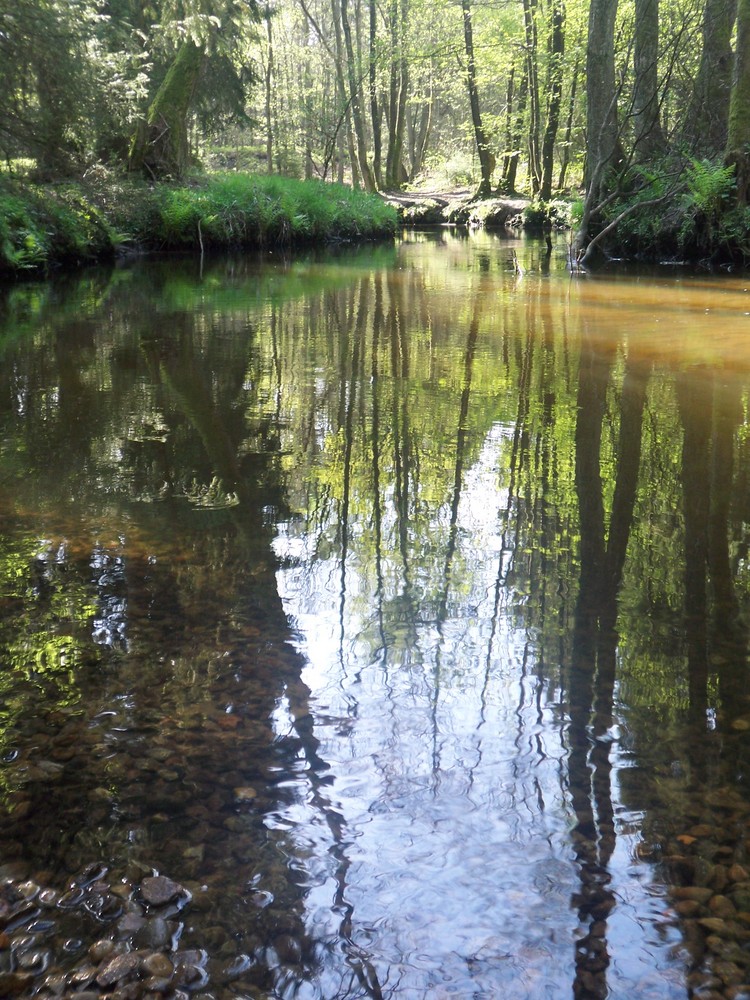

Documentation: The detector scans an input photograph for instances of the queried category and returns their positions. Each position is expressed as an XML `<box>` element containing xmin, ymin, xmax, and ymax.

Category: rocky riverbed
<box><xmin>0</xmin><ymin>867</ymin><xmax>273</xmax><ymax>998</ymax></box>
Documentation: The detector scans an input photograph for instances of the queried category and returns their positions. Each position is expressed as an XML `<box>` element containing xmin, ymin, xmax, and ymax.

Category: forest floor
<box><xmin>383</xmin><ymin>188</ymin><xmax>530</xmax><ymax>227</ymax></box>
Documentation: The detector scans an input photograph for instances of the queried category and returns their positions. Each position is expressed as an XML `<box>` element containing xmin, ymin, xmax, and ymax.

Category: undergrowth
<box><xmin>0</xmin><ymin>172</ymin><xmax>398</xmax><ymax>276</ymax></box>
<box><xmin>596</xmin><ymin>156</ymin><xmax>750</xmax><ymax>263</ymax></box>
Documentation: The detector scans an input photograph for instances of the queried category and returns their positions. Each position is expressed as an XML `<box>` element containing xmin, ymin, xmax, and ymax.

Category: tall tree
<box><xmin>499</xmin><ymin>62</ymin><xmax>528</xmax><ymax>194</ymax></box>
<box><xmin>726</xmin><ymin>0</ymin><xmax>750</xmax><ymax>204</ymax></box>
<box><xmin>263</xmin><ymin>4</ymin><xmax>275</xmax><ymax>172</ymax></box>
<box><xmin>584</xmin><ymin>0</ymin><xmax>622</xmax><ymax>203</ymax></box>
<box><xmin>368</xmin><ymin>0</ymin><xmax>383</xmax><ymax>187</ymax></box>
<box><xmin>523</xmin><ymin>0</ymin><xmax>542</xmax><ymax>194</ymax></box>
<box><xmin>632</xmin><ymin>0</ymin><xmax>665</xmax><ymax>158</ymax></box>
<box><xmin>129</xmin><ymin>39</ymin><xmax>206</xmax><ymax>178</ymax></box>
<box><xmin>341</xmin><ymin>0</ymin><xmax>377</xmax><ymax>190</ymax></box>
<box><xmin>129</xmin><ymin>0</ymin><xmax>260</xmax><ymax>179</ymax></box>
<box><xmin>461</xmin><ymin>0</ymin><xmax>495</xmax><ymax>197</ymax></box>
<box><xmin>539</xmin><ymin>0</ymin><xmax>566</xmax><ymax>200</ymax></box>
<box><xmin>385</xmin><ymin>0</ymin><xmax>409</xmax><ymax>188</ymax></box>
<box><xmin>687</xmin><ymin>0</ymin><xmax>734</xmax><ymax>156</ymax></box>
<box><xmin>0</xmin><ymin>0</ymin><xmax>103</xmax><ymax>175</ymax></box>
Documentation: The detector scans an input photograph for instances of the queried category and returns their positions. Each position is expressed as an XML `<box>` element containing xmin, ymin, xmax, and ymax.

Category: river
<box><xmin>1</xmin><ymin>230</ymin><xmax>750</xmax><ymax>999</ymax></box>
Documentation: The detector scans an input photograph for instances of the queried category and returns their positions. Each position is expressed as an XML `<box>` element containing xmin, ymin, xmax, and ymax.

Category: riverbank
<box><xmin>384</xmin><ymin>189</ymin><xmax>532</xmax><ymax>228</ymax></box>
<box><xmin>0</xmin><ymin>172</ymin><xmax>399</xmax><ymax>277</ymax></box>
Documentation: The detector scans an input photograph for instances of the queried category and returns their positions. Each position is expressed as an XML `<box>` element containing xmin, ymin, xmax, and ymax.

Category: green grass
<box><xmin>0</xmin><ymin>172</ymin><xmax>398</xmax><ymax>276</ymax></box>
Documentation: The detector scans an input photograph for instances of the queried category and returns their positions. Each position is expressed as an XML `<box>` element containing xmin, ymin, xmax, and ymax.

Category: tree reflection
<box><xmin>5</xmin><ymin>247</ymin><xmax>750</xmax><ymax>997</ymax></box>
<box><xmin>0</xmin><ymin>264</ymin><xmax>348</xmax><ymax>994</ymax></box>
<box><xmin>570</xmin><ymin>327</ymin><xmax>649</xmax><ymax>999</ymax></box>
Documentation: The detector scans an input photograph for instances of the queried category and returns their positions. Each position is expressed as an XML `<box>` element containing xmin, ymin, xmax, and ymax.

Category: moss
<box><xmin>129</xmin><ymin>41</ymin><xmax>205</xmax><ymax>180</ymax></box>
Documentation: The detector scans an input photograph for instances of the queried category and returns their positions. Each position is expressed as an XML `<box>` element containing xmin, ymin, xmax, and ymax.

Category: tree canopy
<box><xmin>2</xmin><ymin>0</ymin><xmax>750</xmax><ymax>258</ymax></box>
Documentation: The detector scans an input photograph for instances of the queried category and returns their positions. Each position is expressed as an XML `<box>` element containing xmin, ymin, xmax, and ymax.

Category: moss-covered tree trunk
<box><xmin>726</xmin><ymin>0</ymin><xmax>750</xmax><ymax>204</ymax></box>
<box><xmin>129</xmin><ymin>40</ymin><xmax>205</xmax><ymax>180</ymax></box>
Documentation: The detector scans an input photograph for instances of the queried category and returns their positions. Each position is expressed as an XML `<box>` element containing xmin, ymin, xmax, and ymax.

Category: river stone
<box><xmin>42</xmin><ymin>971</ymin><xmax>68</xmax><ymax>993</ymax></box>
<box><xmin>70</xmin><ymin>963</ymin><xmax>98</xmax><ymax>985</ymax></box>
<box><xmin>143</xmin><ymin>974</ymin><xmax>173</xmax><ymax>992</ymax></box>
<box><xmin>699</xmin><ymin>917</ymin><xmax>730</xmax><ymax>935</ymax></box>
<box><xmin>710</xmin><ymin>895</ymin><xmax>737</xmax><ymax>919</ymax></box>
<box><xmin>715</xmin><ymin>959</ymin><xmax>744</xmax><ymax>985</ymax></box>
<box><xmin>96</xmin><ymin>952</ymin><xmax>140</xmax><ymax>986</ymax></box>
<box><xmin>672</xmin><ymin>887</ymin><xmax>714</xmax><ymax>904</ymax></box>
<box><xmin>108</xmin><ymin>984</ymin><xmax>142</xmax><ymax>1000</ymax></box>
<box><xmin>141</xmin><ymin>876</ymin><xmax>183</xmax><ymax>906</ymax></box>
<box><xmin>16</xmin><ymin>880</ymin><xmax>39</xmax><ymax>900</ymax></box>
<box><xmin>16</xmin><ymin>948</ymin><xmax>50</xmax><ymax>972</ymax></box>
<box><xmin>141</xmin><ymin>952</ymin><xmax>174</xmax><ymax>978</ymax></box>
<box><xmin>220</xmin><ymin>953</ymin><xmax>253</xmax><ymax>982</ymax></box>
<box><xmin>710</xmin><ymin>864</ymin><xmax>730</xmax><ymax>892</ymax></box>
<box><xmin>233</xmin><ymin>786</ymin><xmax>257</xmax><ymax>802</ymax></box>
<box><xmin>0</xmin><ymin>972</ymin><xmax>34</xmax><ymax>995</ymax></box>
<box><xmin>90</xmin><ymin>938</ymin><xmax>117</xmax><ymax>962</ymax></box>
<box><xmin>726</xmin><ymin>987</ymin><xmax>750</xmax><ymax>999</ymax></box>
<box><xmin>133</xmin><ymin>916</ymin><xmax>172</xmax><ymax>949</ymax></box>
<box><xmin>117</xmin><ymin>912</ymin><xmax>147</xmax><ymax>938</ymax></box>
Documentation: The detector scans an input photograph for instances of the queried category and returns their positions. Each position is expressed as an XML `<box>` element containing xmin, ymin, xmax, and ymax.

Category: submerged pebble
<box><xmin>0</xmin><ymin>869</ymin><xmax>259</xmax><ymax>999</ymax></box>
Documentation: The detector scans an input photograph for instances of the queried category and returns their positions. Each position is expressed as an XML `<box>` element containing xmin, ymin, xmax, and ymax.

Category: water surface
<box><xmin>2</xmin><ymin>232</ymin><xmax>750</xmax><ymax>998</ymax></box>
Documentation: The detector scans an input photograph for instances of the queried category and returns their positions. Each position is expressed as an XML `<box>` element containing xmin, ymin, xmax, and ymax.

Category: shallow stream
<box><xmin>2</xmin><ymin>231</ymin><xmax>750</xmax><ymax>998</ymax></box>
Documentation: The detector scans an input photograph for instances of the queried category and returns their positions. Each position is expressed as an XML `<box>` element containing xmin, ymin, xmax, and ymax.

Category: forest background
<box><xmin>3</xmin><ymin>0</ymin><xmax>750</xmax><ymax>264</ymax></box>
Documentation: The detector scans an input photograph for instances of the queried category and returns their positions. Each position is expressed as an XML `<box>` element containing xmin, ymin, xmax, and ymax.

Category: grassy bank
<box><xmin>0</xmin><ymin>173</ymin><xmax>398</xmax><ymax>277</ymax></box>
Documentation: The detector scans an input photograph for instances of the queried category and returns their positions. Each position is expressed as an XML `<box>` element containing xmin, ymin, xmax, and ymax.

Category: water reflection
<box><xmin>2</xmin><ymin>235</ymin><xmax>750</xmax><ymax>996</ymax></box>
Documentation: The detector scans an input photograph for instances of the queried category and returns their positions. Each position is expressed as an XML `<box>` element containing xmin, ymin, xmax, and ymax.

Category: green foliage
<box><xmin>684</xmin><ymin>158</ymin><xmax>736</xmax><ymax>216</ymax></box>
<box><xmin>0</xmin><ymin>173</ymin><xmax>397</xmax><ymax>274</ymax></box>
<box><xmin>596</xmin><ymin>158</ymin><xmax>750</xmax><ymax>261</ymax></box>
<box><xmin>0</xmin><ymin>178</ymin><xmax>117</xmax><ymax>273</ymax></box>
<box><xmin>522</xmin><ymin>199</ymin><xmax>573</xmax><ymax>230</ymax></box>
<box><xmin>131</xmin><ymin>174</ymin><xmax>398</xmax><ymax>249</ymax></box>
<box><xmin>415</xmin><ymin>151</ymin><xmax>477</xmax><ymax>191</ymax></box>
<box><xmin>675</xmin><ymin>158</ymin><xmax>750</xmax><ymax>258</ymax></box>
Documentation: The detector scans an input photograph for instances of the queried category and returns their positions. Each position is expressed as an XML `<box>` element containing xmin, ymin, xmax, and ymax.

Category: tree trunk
<box><xmin>461</xmin><ymin>0</ymin><xmax>495</xmax><ymax>197</ymax></box>
<box><xmin>688</xmin><ymin>0</ymin><xmax>734</xmax><ymax>156</ymax></box>
<box><xmin>34</xmin><ymin>59</ymin><xmax>74</xmax><ymax>177</ymax></box>
<box><xmin>539</xmin><ymin>0</ymin><xmax>565</xmax><ymax>201</ymax></box>
<box><xmin>385</xmin><ymin>0</ymin><xmax>409</xmax><ymax>189</ymax></box>
<box><xmin>408</xmin><ymin>86</ymin><xmax>433</xmax><ymax>179</ymax></box>
<box><xmin>726</xmin><ymin>0</ymin><xmax>750</xmax><ymax>204</ymax></box>
<box><xmin>369</xmin><ymin>0</ymin><xmax>383</xmax><ymax>187</ymax></box>
<box><xmin>129</xmin><ymin>40</ymin><xmax>204</xmax><ymax>179</ymax></box>
<box><xmin>632</xmin><ymin>0</ymin><xmax>665</xmax><ymax>158</ymax></box>
<box><xmin>584</xmin><ymin>0</ymin><xmax>622</xmax><ymax>203</ymax></box>
<box><xmin>264</xmin><ymin>5</ymin><xmax>274</xmax><ymax>174</ymax></box>
<box><xmin>500</xmin><ymin>62</ymin><xmax>528</xmax><ymax>194</ymax></box>
<box><xmin>331</xmin><ymin>0</ymin><xmax>361</xmax><ymax>187</ymax></box>
<box><xmin>557</xmin><ymin>51</ymin><xmax>580</xmax><ymax>190</ymax></box>
<box><xmin>523</xmin><ymin>0</ymin><xmax>542</xmax><ymax>194</ymax></box>
<box><xmin>341</xmin><ymin>0</ymin><xmax>377</xmax><ymax>190</ymax></box>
